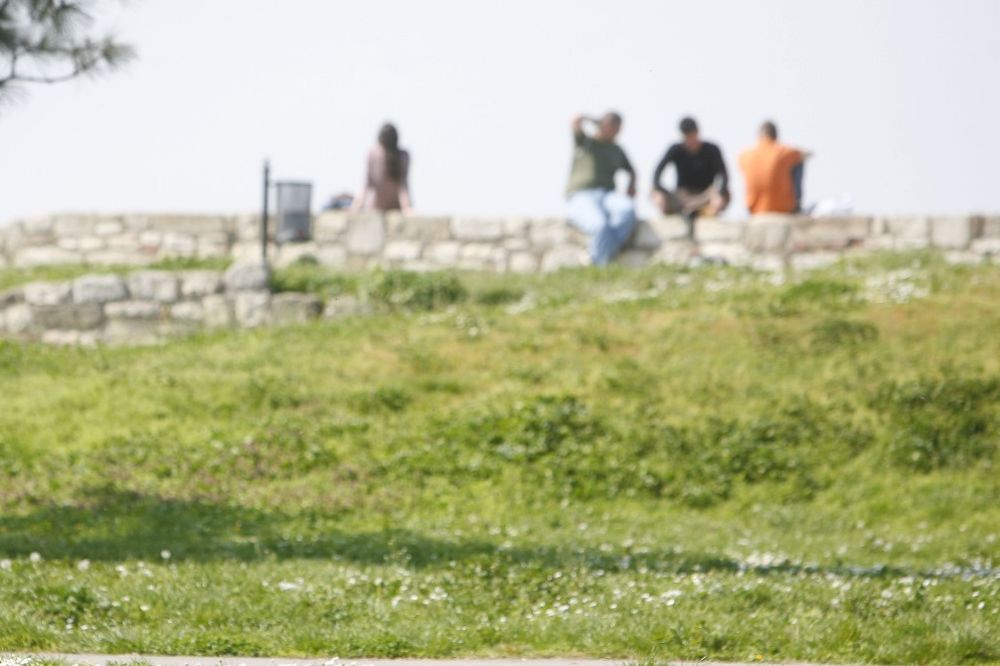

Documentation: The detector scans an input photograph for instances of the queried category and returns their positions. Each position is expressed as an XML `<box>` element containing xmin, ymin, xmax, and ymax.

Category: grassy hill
<box><xmin>1</xmin><ymin>253</ymin><xmax>998</xmax><ymax>664</ymax></box>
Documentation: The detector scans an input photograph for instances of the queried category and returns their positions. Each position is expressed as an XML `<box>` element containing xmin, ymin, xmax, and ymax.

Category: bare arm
<box><xmin>652</xmin><ymin>147</ymin><xmax>673</xmax><ymax>193</ymax></box>
<box><xmin>571</xmin><ymin>114</ymin><xmax>601</xmax><ymax>140</ymax></box>
<box><xmin>622</xmin><ymin>153</ymin><xmax>637</xmax><ymax>198</ymax></box>
<box><xmin>399</xmin><ymin>187</ymin><xmax>413</xmax><ymax>215</ymax></box>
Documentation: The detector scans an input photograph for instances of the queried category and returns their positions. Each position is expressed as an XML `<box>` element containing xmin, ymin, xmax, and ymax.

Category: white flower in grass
<box><xmin>29</xmin><ymin>552</ymin><xmax>42</xmax><ymax>563</ymax></box>
<box><xmin>77</xmin><ymin>559</ymin><xmax>91</xmax><ymax>572</ymax></box>
<box><xmin>160</xmin><ymin>549</ymin><xmax>171</xmax><ymax>561</ymax></box>
<box><xmin>277</xmin><ymin>580</ymin><xmax>302</xmax><ymax>592</ymax></box>
<box><xmin>0</xmin><ymin>559</ymin><xmax>12</xmax><ymax>571</ymax></box>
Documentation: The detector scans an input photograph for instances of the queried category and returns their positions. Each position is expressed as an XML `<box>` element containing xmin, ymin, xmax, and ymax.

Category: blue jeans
<box><xmin>566</xmin><ymin>189</ymin><xmax>637</xmax><ymax>265</ymax></box>
<box><xmin>792</xmin><ymin>163</ymin><xmax>805</xmax><ymax>213</ymax></box>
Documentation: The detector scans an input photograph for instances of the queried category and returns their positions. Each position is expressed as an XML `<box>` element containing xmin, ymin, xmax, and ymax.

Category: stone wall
<box><xmin>1</xmin><ymin>212</ymin><xmax>998</xmax><ymax>346</ymax></box>
<box><xmin>0</xmin><ymin>262</ymin><xmax>344</xmax><ymax>346</ymax></box>
<box><xmin>2</xmin><ymin>212</ymin><xmax>998</xmax><ymax>273</ymax></box>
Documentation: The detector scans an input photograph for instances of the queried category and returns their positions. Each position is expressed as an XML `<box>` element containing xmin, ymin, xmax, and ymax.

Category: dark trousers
<box><xmin>792</xmin><ymin>163</ymin><xmax>805</xmax><ymax>213</ymax></box>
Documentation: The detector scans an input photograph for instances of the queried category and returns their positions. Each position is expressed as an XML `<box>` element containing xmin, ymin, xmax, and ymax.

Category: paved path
<box><xmin>16</xmin><ymin>655</ymin><xmax>835</xmax><ymax>666</ymax></box>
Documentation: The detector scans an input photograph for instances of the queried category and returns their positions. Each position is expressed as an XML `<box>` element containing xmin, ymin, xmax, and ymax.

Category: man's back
<box><xmin>739</xmin><ymin>140</ymin><xmax>803</xmax><ymax>214</ymax></box>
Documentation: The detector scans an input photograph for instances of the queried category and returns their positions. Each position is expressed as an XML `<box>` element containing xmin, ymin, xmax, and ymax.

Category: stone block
<box><xmin>106</xmin><ymin>234</ymin><xmax>142</xmax><ymax>252</ymax></box>
<box><xmin>85</xmin><ymin>250</ymin><xmax>154</xmax><ymax>266</ymax></box>
<box><xmin>52</xmin><ymin>215</ymin><xmax>99</xmax><ymax>237</ymax></box>
<box><xmin>981</xmin><ymin>217</ymin><xmax>1000</xmax><ymax>239</ymax></box>
<box><xmin>231</xmin><ymin>241</ymin><xmax>272</xmax><ymax>263</ymax></box>
<box><xmin>529</xmin><ymin>218</ymin><xmax>580</xmax><ymax>248</ymax></box>
<box><xmin>180</xmin><ymin>270</ymin><xmax>224</xmax><ymax>298</ymax></box>
<box><xmin>32</xmin><ymin>303</ymin><xmax>104</xmax><ymax>330</ymax></box>
<box><xmin>102</xmin><ymin>319</ymin><xmax>161</xmax><ymax>346</ymax></box>
<box><xmin>105</xmin><ymin>300</ymin><xmax>163</xmax><ymax>320</ymax></box>
<box><xmin>386</xmin><ymin>214</ymin><xmax>453</xmax><ymax>241</ymax></box>
<box><xmin>751</xmin><ymin>254</ymin><xmax>787</xmax><ymax>272</ymax></box>
<box><xmin>504</xmin><ymin>237</ymin><xmax>532</xmax><ymax>251</ymax></box>
<box><xmin>24</xmin><ymin>281</ymin><xmax>72</xmax><ymax>306</ymax></box>
<box><xmin>699</xmin><ymin>242</ymin><xmax>751</xmax><ymax>266</ymax></box>
<box><xmin>14</xmin><ymin>246</ymin><xmax>83</xmax><ymax>267</ymax></box>
<box><xmin>314</xmin><ymin>244</ymin><xmax>348</xmax><ymax>268</ymax></box>
<box><xmin>275</xmin><ymin>242</ymin><xmax>322</xmax><ymax>268</ymax></box>
<box><xmin>346</xmin><ymin>215</ymin><xmax>385</xmax><ymax>255</ymax></box>
<box><xmin>541</xmin><ymin>245</ymin><xmax>589</xmax><ymax>271</ymax></box>
<box><xmin>384</xmin><ymin>240</ymin><xmax>423</xmax><ymax>262</ymax></box>
<box><xmin>459</xmin><ymin>243</ymin><xmax>507</xmax><ymax>271</ymax></box>
<box><xmin>451</xmin><ymin>217</ymin><xmax>505</xmax><ymax>241</ymax></box>
<box><xmin>504</xmin><ymin>217</ymin><xmax>530</xmax><ymax>237</ymax></box>
<box><xmin>203</xmin><ymin>294</ymin><xmax>234</xmax><ymax>329</ymax></box>
<box><xmin>3</xmin><ymin>304</ymin><xmax>33</xmax><ymax>334</ymax></box>
<box><xmin>147</xmin><ymin>215</ymin><xmax>231</xmax><ymax>235</ymax></box>
<box><xmin>139</xmin><ymin>230</ymin><xmax>164</xmax><ymax>248</ymax></box>
<box><xmin>883</xmin><ymin>216</ymin><xmax>930</xmax><ymax>248</ymax></box>
<box><xmin>170</xmin><ymin>301</ymin><xmax>206</xmax><ymax>322</ymax></box>
<box><xmin>0</xmin><ymin>287</ymin><xmax>23</xmax><ymax>308</ymax></box>
<box><xmin>197</xmin><ymin>232</ymin><xmax>232</xmax><ymax>259</ymax></box>
<box><xmin>41</xmin><ymin>330</ymin><xmax>86</xmax><ymax>347</ymax></box>
<box><xmin>614</xmin><ymin>249</ymin><xmax>653</xmax><ymax>267</ymax></box>
<box><xmin>313</xmin><ymin>212</ymin><xmax>349</xmax><ymax>241</ymax></box>
<box><xmin>224</xmin><ymin>262</ymin><xmax>270</xmax><ymax>292</ymax></box>
<box><xmin>930</xmin><ymin>216</ymin><xmax>981</xmax><ymax>249</ymax></box>
<box><xmin>72</xmin><ymin>274</ymin><xmax>128</xmax><ymax>304</ymax></box>
<box><xmin>696</xmin><ymin>219</ymin><xmax>745</xmax><ymax>243</ymax></box>
<box><xmin>971</xmin><ymin>238</ymin><xmax>1000</xmax><ymax>256</ymax></box>
<box><xmin>269</xmin><ymin>293</ymin><xmax>322</xmax><ymax>325</ymax></box>
<box><xmin>744</xmin><ymin>218</ymin><xmax>791</xmax><ymax>253</ymax></box>
<box><xmin>651</xmin><ymin>240</ymin><xmax>697</xmax><ymax>265</ymax></box>
<box><xmin>508</xmin><ymin>252</ymin><xmax>540</xmax><ymax>273</ymax></box>
<box><xmin>121</xmin><ymin>214</ymin><xmax>152</xmax><ymax>231</ymax></box>
<box><xmin>234</xmin><ymin>291</ymin><xmax>271</xmax><ymax>328</ymax></box>
<box><xmin>96</xmin><ymin>220</ymin><xmax>124</xmax><ymax>236</ymax></box>
<box><xmin>630</xmin><ymin>217</ymin><xmax>688</xmax><ymax>250</ymax></box>
<box><xmin>787</xmin><ymin>217</ymin><xmax>871</xmax><ymax>251</ymax></box>
<box><xmin>24</xmin><ymin>216</ymin><xmax>56</xmax><ymax>236</ymax></box>
<box><xmin>426</xmin><ymin>241</ymin><xmax>462</xmax><ymax>264</ymax></box>
<box><xmin>234</xmin><ymin>214</ymin><xmax>263</xmax><ymax>242</ymax></box>
<box><xmin>128</xmin><ymin>271</ymin><xmax>180</xmax><ymax>303</ymax></box>
<box><xmin>52</xmin><ymin>237</ymin><xmax>99</xmax><ymax>253</ymax></box>
<box><xmin>161</xmin><ymin>232</ymin><xmax>197</xmax><ymax>257</ymax></box>
<box><xmin>324</xmin><ymin>294</ymin><xmax>370</xmax><ymax>319</ymax></box>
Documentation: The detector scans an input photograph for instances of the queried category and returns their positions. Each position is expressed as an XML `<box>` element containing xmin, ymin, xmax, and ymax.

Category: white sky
<box><xmin>1</xmin><ymin>0</ymin><xmax>999</xmax><ymax>224</ymax></box>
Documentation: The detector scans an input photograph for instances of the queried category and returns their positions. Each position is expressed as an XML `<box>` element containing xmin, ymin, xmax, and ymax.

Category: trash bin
<box><xmin>274</xmin><ymin>181</ymin><xmax>313</xmax><ymax>242</ymax></box>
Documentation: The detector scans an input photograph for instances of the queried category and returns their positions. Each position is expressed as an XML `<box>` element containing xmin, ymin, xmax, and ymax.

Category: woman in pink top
<box><xmin>351</xmin><ymin>123</ymin><xmax>412</xmax><ymax>214</ymax></box>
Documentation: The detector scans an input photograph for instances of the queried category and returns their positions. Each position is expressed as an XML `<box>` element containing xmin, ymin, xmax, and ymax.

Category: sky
<box><xmin>1</xmin><ymin>0</ymin><xmax>999</xmax><ymax>224</ymax></box>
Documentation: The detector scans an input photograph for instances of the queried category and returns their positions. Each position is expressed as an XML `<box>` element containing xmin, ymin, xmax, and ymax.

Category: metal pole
<box><xmin>261</xmin><ymin>159</ymin><xmax>270</xmax><ymax>263</ymax></box>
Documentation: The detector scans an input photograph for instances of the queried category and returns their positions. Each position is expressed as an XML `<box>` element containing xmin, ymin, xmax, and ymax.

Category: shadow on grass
<box><xmin>0</xmin><ymin>487</ymin><xmax>992</xmax><ymax>581</ymax></box>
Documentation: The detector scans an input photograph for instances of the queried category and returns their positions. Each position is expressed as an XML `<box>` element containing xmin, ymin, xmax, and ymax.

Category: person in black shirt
<box><xmin>652</xmin><ymin>117</ymin><xmax>731</xmax><ymax>237</ymax></box>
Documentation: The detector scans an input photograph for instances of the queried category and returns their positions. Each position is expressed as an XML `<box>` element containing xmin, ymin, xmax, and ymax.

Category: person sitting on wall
<box><xmin>565</xmin><ymin>112</ymin><xmax>637</xmax><ymax>266</ymax></box>
<box><xmin>351</xmin><ymin>122</ymin><xmax>413</xmax><ymax>214</ymax></box>
<box><xmin>738</xmin><ymin>120</ymin><xmax>812</xmax><ymax>215</ymax></box>
<box><xmin>651</xmin><ymin>116</ymin><xmax>730</xmax><ymax>238</ymax></box>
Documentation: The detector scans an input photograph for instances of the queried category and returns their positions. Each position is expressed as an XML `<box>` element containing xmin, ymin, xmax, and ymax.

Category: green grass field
<box><xmin>1</xmin><ymin>252</ymin><xmax>999</xmax><ymax>664</ymax></box>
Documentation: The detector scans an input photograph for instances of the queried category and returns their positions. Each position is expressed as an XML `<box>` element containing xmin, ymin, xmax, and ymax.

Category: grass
<box><xmin>0</xmin><ymin>251</ymin><xmax>999</xmax><ymax>664</ymax></box>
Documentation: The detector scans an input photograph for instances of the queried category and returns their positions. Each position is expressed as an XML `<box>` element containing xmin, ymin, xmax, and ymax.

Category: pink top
<box><xmin>364</xmin><ymin>146</ymin><xmax>410</xmax><ymax>211</ymax></box>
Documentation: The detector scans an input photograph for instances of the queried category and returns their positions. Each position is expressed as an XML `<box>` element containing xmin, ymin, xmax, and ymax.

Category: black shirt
<box><xmin>653</xmin><ymin>141</ymin><xmax>730</xmax><ymax>196</ymax></box>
